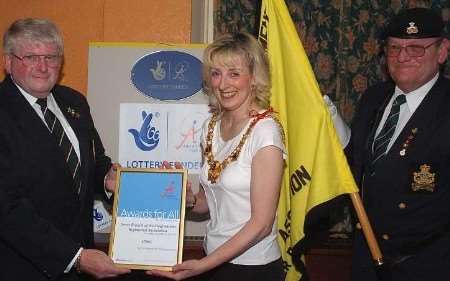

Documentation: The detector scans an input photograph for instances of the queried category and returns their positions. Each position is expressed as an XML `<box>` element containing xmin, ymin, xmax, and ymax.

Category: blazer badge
<box><xmin>67</xmin><ymin>107</ymin><xmax>80</xmax><ymax>119</ymax></box>
<box><xmin>412</xmin><ymin>164</ymin><xmax>435</xmax><ymax>192</ymax></box>
<box><xmin>400</xmin><ymin>128</ymin><xmax>418</xmax><ymax>156</ymax></box>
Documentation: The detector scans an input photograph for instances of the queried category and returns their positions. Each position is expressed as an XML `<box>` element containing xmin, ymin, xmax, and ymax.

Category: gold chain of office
<box><xmin>204</xmin><ymin>107</ymin><xmax>284</xmax><ymax>184</ymax></box>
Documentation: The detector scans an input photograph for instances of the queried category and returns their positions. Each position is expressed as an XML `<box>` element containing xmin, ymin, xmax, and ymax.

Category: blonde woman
<box><xmin>149</xmin><ymin>32</ymin><xmax>285</xmax><ymax>281</ymax></box>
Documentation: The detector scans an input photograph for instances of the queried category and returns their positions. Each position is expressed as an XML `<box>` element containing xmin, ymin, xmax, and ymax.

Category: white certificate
<box><xmin>109</xmin><ymin>168</ymin><xmax>187</xmax><ymax>270</ymax></box>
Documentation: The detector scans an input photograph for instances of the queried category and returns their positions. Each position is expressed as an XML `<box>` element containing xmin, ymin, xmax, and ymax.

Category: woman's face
<box><xmin>209</xmin><ymin>55</ymin><xmax>254</xmax><ymax>113</ymax></box>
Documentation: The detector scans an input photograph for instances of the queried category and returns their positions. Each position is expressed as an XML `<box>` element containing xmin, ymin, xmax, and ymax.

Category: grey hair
<box><xmin>3</xmin><ymin>18</ymin><xmax>63</xmax><ymax>55</ymax></box>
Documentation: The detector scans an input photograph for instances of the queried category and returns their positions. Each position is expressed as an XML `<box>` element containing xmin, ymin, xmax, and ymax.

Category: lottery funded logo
<box><xmin>128</xmin><ymin>110</ymin><xmax>160</xmax><ymax>151</ymax></box>
<box><xmin>131</xmin><ymin>51</ymin><xmax>202</xmax><ymax>101</ymax></box>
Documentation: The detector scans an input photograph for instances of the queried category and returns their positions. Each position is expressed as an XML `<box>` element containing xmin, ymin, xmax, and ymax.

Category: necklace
<box><xmin>204</xmin><ymin>108</ymin><xmax>274</xmax><ymax>183</ymax></box>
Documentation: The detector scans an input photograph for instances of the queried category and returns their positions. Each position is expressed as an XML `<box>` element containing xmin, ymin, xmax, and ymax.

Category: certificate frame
<box><xmin>108</xmin><ymin>167</ymin><xmax>187</xmax><ymax>270</ymax></box>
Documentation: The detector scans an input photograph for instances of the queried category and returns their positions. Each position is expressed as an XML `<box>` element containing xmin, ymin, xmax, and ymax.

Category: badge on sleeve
<box><xmin>412</xmin><ymin>164</ymin><xmax>435</xmax><ymax>192</ymax></box>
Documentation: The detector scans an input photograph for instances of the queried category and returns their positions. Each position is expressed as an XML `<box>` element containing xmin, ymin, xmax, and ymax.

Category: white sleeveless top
<box><xmin>199</xmin><ymin>116</ymin><xmax>285</xmax><ymax>265</ymax></box>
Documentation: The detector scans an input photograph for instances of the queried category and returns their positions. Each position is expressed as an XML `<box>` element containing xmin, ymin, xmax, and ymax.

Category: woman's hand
<box><xmin>162</xmin><ymin>161</ymin><xmax>198</xmax><ymax>210</ymax></box>
<box><xmin>147</xmin><ymin>259</ymin><xmax>206</xmax><ymax>280</ymax></box>
<box><xmin>185</xmin><ymin>181</ymin><xmax>196</xmax><ymax>208</ymax></box>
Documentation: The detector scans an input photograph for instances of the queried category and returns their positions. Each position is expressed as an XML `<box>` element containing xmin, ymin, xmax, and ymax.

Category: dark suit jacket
<box><xmin>347</xmin><ymin>76</ymin><xmax>450</xmax><ymax>281</ymax></box>
<box><xmin>0</xmin><ymin>75</ymin><xmax>112</xmax><ymax>281</ymax></box>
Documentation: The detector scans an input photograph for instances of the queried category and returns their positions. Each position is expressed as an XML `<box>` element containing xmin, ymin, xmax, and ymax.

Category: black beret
<box><xmin>382</xmin><ymin>8</ymin><xmax>444</xmax><ymax>39</ymax></box>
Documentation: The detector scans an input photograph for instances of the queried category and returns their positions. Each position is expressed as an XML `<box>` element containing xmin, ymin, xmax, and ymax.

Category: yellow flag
<box><xmin>258</xmin><ymin>0</ymin><xmax>359</xmax><ymax>280</ymax></box>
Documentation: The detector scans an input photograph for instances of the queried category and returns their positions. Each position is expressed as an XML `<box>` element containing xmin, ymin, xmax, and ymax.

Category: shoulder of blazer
<box><xmin>352</xmin><ymin>80</ymin><xmax>394</xmax><ymax>126</ymax></box>
<box><xmin>52</xmin><ymin>84</ymin><xmax>88</xmax><ymax>107</ymax></box>
<box><xmin>360</xmin><ymin>81</ymin><xmax>394</xmax><ymax>109</ymax></box>
<box><xmin>432</xmin><ymin>75</ymin><xmax>450</xmax><ymax>98</ymax></box>
<box><xmin>428</xmin><ymin>75</ymin><xmax>450</xmax><ymax>120</ymax></box>
<box><xmin>0</xmin><ymin>75</ymin><xmax>21</xmax><ymax>101</ymax></box>
<box><xmin>0</xmin><ymin>76</ymin><xmax>31</xmax><ymax>114</ymax></box>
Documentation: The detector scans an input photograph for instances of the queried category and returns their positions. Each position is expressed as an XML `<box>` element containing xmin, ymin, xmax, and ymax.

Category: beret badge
<box><xmin>406</xmin><ymin>22</ymin><xmax>418</xmax><ymax>35</ymax></box>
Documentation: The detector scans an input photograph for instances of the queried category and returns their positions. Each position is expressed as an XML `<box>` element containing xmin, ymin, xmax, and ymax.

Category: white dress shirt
<box><xmin>374</xmin><ymin>73</ymin><xmax>439</xmax><ymax>153</ymax></box>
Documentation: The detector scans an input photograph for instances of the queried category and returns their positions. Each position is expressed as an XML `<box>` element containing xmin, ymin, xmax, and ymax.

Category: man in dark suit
<box><xmin>348</xmin><ymin>8</ymin><xmax>450</xmax><ymax>281</ymax></box>
<box><xmin>0</xmin><ymin>18</ymin><xmax>130</xmax><ymax>280</ymax></box>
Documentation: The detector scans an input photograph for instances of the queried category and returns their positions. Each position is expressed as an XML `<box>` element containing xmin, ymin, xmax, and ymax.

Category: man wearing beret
<box><xmin>347</xmin><ymin>8</ymin><xmax>450</xmax><ymax>281</ymax></box>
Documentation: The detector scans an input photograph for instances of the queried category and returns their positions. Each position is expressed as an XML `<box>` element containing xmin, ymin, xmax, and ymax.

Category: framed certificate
<box><xmin>109</xmin><ymin>167</ymin><xmax>187</xmax><ymax>270</ymax></box>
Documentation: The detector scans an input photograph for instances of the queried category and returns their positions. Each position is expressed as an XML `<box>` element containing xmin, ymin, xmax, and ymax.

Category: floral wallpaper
<box><xmin>214</xmin><ymin>0</ymin><xmax>449</xmax><ymax>123</ymax></box>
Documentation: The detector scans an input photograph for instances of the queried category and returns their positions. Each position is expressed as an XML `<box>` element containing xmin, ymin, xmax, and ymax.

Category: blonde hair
<box><xmin>202</xmin><ymin>32</ymin><xmax>271</xmax><ymax>113</ymax></box>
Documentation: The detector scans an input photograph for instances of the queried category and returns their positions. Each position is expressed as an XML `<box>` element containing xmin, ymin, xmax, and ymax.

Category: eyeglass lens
<box><xmin>13</xmin><ymin>54</ymin><xmax>61</xmax><ymax>66</ymax></box>
<box><xmin>385</xmin><ymin>40</ymin><xmax>441</xmax><ymax>57</ymax></box>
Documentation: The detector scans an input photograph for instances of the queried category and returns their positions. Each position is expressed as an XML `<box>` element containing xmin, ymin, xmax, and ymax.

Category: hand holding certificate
<box><xmin>109</xmin><ymin>167</ymin><xmax>187</xmax><ymax>270</ymax></box>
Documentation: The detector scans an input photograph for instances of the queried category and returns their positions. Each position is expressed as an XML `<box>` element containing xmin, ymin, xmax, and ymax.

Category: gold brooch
<box><xmin>400</xmin><ymin>128</ymin><xmax>418</xmax><ymax>156</ymax></box>
<box><xmin>406</xmin><ymin>22</ymin><xmax>419</xmax><ymax>35</ymax></box>
<box><xmin>412</xmin><ymin>164</ymin><xmax>435</xmax><ymax>192</ymax></box>
<box><xmin>67</xmin><ymin>107</ymin><xmax>80</xmax><ymax>118</ymax></box>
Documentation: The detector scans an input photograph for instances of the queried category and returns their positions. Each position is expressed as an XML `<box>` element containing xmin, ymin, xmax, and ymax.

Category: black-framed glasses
<box><xmin>385</xmin><ymin>39</ymin><xmax>442</xmax><ymax>58</ymax></box>
<box><xmin>11</xmin><ymin>53</ymin><xmax>62</xmax><ymax>67</ymax></box>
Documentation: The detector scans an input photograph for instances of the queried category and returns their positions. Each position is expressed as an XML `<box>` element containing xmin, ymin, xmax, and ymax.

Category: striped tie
<box><xmin>36</xmin><ymin>98</ymin><xmax>81</xmax><ymax>193</ymax></box>
<box><xmin>370</xmin><ymin>94</ymin><xmax>406</xmax><ymax>169</ymax></box>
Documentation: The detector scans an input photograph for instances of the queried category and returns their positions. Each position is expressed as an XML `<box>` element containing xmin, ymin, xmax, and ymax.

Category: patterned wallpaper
<box><xmin>214</xmin><ymin>0</ymin><xmax>449</xmax><ymax>123</ymax></box>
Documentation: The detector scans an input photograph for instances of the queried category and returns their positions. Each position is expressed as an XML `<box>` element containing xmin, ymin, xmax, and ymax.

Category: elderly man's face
<box><xmin>385</xmin><ymin>37</ymin><xmax>449</xmax><ymax>93</ymax></box>
<box><xmin>4</xmin><ymin>40</ymin><xmax>62</xmax><ymax>98</ymax></box>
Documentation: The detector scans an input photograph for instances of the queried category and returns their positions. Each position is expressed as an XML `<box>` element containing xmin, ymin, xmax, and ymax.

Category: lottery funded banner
<box><xmin>119</xmin><ymin>103</ymin><xmax>210</xmax><ymax>174</ymax></box>
<box><xmin>88</xmin><ymin>43</ymin><xmax>209</xmax><ymax>239</ymax></box>
<box><xmin>109</xmin><ymin>168</ymin><xmax>187</xmax><ymax>270</ymax></box>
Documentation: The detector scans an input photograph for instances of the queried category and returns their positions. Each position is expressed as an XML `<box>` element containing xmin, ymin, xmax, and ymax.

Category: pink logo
<box><xmin>160</xmin><ymin>181</ymin><xmax>176</xmax><ymax>198</ymax></box>
<box><xmin>176</xmin><ymin>119</ymin><xmax>201</xmax><ymax>149</ymax></box>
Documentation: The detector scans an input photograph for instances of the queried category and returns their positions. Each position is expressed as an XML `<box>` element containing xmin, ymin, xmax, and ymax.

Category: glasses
<box><xmin>11</xmin><ymin>53</ymin><xmax>62</xmax><ymax>67</ymax></box>
<box><xmin>385</xmin><ymin>40</ymin><xmax>442</xmax><ymax>58</ymax></box>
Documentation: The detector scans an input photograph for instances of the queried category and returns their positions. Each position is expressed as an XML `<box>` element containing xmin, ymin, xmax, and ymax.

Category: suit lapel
<box><xmin>386</xmin><ymin>76</ymin><xmax>449</xmax><ymax>161</ymax></box>
<box><xmin>2</xmin><ymin>76</ymin><xmax>66</xmax><ymax>158</ymax></box>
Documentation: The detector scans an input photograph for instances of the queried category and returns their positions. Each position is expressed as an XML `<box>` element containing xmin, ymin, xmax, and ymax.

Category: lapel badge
<box><xmin>67</xmin><ymin>107</ymin><xmax>80</xmax><ymax>119</ymax></box>
<box><xmin>406</xmin><ymin>22</ymin><xmax>419</xmax><ymax>35</ymax></box>
<box><xmin>400</xmin><ymin>128</ymin><xmax>418</xmax><ymax>157</ymax></box>
<box><xmin>412</xmin><ymin>164</ymin><xmax>435</xmax><ymax>192</ymax></box>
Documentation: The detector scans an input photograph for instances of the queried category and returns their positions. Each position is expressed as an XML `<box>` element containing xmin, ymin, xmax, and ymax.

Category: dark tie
<box><xmin>36</xmin><ymin>98</ymin><xmax>81</xmax><ymax>193</ymax></box>
<box><xmin>370</xmin><ymin>94</ymin><xmax>406</xmax><ymax>168</ymax></box>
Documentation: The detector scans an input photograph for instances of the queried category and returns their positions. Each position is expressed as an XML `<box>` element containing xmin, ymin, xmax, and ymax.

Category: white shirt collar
<box><xmin>12</xmin><ymin>80</ymin><xmax>56</xmax><ymax>108</ymax></box>
<box><xmin>394</xmin><ymin>73</ymin><xmax>439</xmax><ymax>113</ymax></box>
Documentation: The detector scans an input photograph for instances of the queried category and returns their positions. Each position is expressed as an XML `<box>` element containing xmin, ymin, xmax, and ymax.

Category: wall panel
<box><xmin>0</xmin><ymin>0</ymin><xmax>192</xmax><ymax>95</ymax></box>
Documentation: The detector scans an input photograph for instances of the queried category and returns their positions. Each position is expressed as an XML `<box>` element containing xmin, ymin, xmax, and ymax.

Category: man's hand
<box><xmin>78</xmin><ymin>249</ymin><xmax>130</xmax><ymax>279</ymax></box>
<box><xmin>104</xmin><ymin>163</ymin><xmax>120</xmax><ymax>193</ymax></box>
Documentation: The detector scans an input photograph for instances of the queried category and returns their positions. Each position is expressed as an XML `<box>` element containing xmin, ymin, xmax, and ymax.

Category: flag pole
<box><xmin>349</xmin><ymin>192</ymin><xmax>384</xmax><ymax>265</ymax></box>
